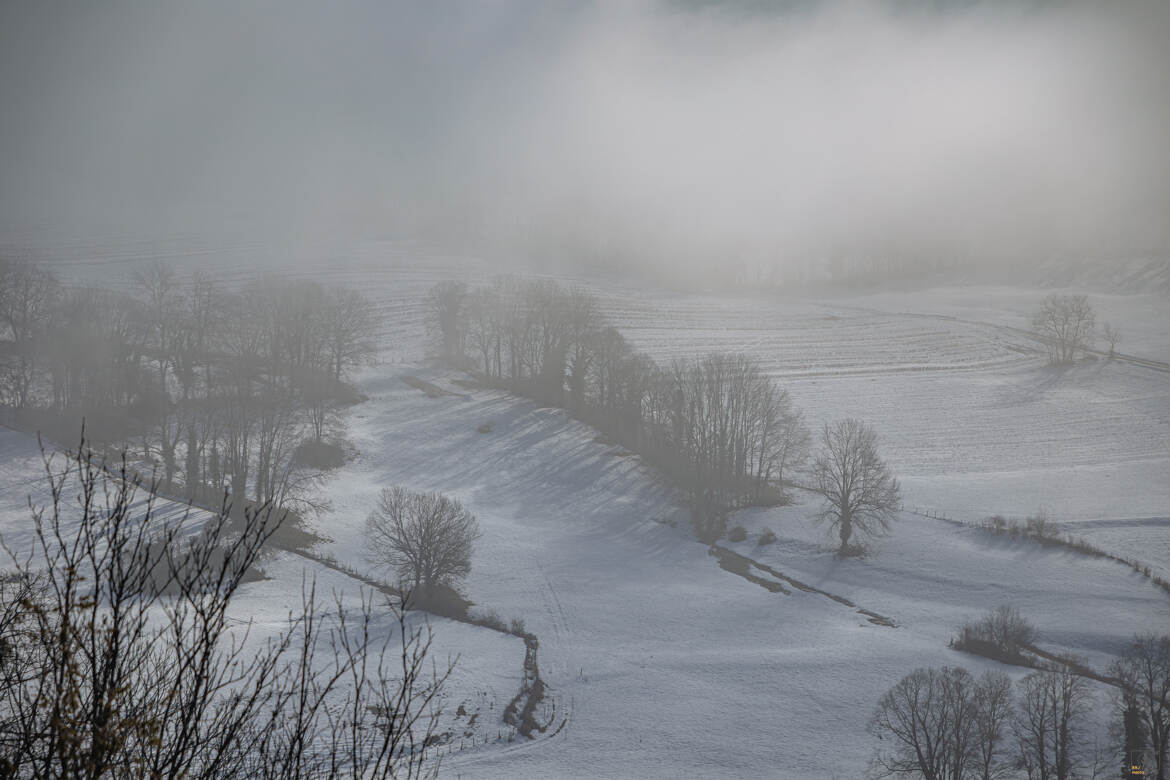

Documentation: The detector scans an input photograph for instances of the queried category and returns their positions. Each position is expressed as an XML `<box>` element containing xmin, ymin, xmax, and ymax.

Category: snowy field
<box><xmin>0</xmin><ymin>426</ymin><xmax>527</xmax><ymax>760</ymax></box>
<box><xmin>589</xmin><ymin>283</ymin><xmax>1170</xmax><ymax>578</ymax></box>
<box><xmin>1</xmin><ymin>232</ymin><xmax>1167</xmax><ymax>776</ymax></box>
<box><xmin>308</xmin><ymin>361</ymin><xmax>1166</xmax><ymax>778</ymax></box>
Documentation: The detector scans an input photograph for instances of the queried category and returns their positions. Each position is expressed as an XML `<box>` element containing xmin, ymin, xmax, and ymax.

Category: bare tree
<box><xmin>323</xmin><ymin>287</ymin><xmax>377</xmax><ymax>382</ymax></box>
<box><xmin>757</xmin><ymin>388</ymin><xmax>809</xmax><ymax>503</ymax></box>
<box><xmin>972</xmin><ymin>671</ymin><xmax>1015</xmax><ymax>780</ymax></box>
<box><xmin>0</xmin><ymin>257</ymin><xmax>60</xmax><ymax>407</ymax></box>
<box><xmin>587</xmin><ymin>326</ymin><xmax>633</xmax><ymax>412</ymax></box>
<box><xmin>0</xmin><ymin>435</ymin><xmax>451</xmax><ymax>778</ymax></box>
<box><xmin>1032</xmin><ymin>294</ymin><xmax>1096</xmax><ymax>364</ymax></box>
<box><xmin>465</xmin><ymin>286</ymin><xmax>503</xmax><ymax>379</ymax></box>
<box><xmin>426</xmin><ymin>280</ymin><xmax>467</xmax><ymax>361</ymax></box>
<box><xmin>563</xmin><ymin>287</ymin><xmax>600</xmax><ymax>411</ymax></box>
<box><xmin>812</xmin><ymin>418</ymin><xmax>900</xmax><ymax>555</ymax></box>
<box><xmin>869</xmin><ymin>666</ymin><xmax>978</xmax><ymax>780</ymax></box>
<box><xmin>1101</xmin><ymin>322</ymin><xmax>1121</xmax><ymax>359</ymax></box>
<box><xmin>1110</xmin><ymin>634</ymin><xmax>1170</xmax><ymax>780</ymax></box>
<box><xmin>366</xmin><ymin>487</ymin><xmax>480</xmax><ymax>596</ymax></box>
<box><xmin>133</xmin><ymin>261</ymin><xmax>182</xmax><ymax>389</ymax></box>
<box><xmin>1014</xmin><ymin>667</ymin><xmax>1093</xmax><ymax>780</ymax></box>
<box><xmin>43</xmin><ymin>287</ymin><xmax>147</xmax><ymax>414</ymax></box>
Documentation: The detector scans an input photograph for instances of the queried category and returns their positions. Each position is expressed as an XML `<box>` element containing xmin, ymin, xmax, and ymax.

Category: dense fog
<box><xmin>2</xmin><ymin>1</ymin><xmax>1168</xmax><ymax>281</ymax></box>
<box><xmin>1</xmin><ymin>3</ymin><xmax>1169</xmax><ymax>778</ymax></box>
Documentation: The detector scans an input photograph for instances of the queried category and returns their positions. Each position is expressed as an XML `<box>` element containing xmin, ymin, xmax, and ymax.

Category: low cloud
<box><xmin>1</xmin><ymin>1</ymin><xmax>1166</xmax><ymax>278</ymax></box>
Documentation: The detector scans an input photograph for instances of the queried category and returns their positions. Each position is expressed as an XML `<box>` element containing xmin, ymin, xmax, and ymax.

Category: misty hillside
<box><xmin>0</xmin><ymin>1</ymin><xmax>1167</xmax><ymax>778</ymax></box>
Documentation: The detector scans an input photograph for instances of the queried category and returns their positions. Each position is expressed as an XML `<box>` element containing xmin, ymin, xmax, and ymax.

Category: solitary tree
<box><xmin>1111</xmin><ymin>634</ymin><xmax>1170</xmax><ymax>780</ymax></box>
<box><xmin>366</xmin><ymin>487</ymin><xmax>480</xmax><ymax>596</ymax></box>
<box><xmin>1102</xmin><ymin>321</ymin><xmax>1121</xmax><ymax>358</ymax></box>
<box><xmin>1032</xmin><ymin>294</ymin><xmax>1096</xmax><ymax>363</ymax></box>
<box><xmin>812</xmin><ymin>418</ymin><xmax>900</xmax><ymax>555</ymax></box>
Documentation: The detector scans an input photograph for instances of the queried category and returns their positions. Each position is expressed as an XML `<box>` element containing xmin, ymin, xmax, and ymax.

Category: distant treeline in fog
<box><xmin>428</xmin><ymin>278</ymin><xmax>809</xmax><ymax>540</ymax></box>
<box><xmin>0</xmin><ymin>256</ymin><xmax>376</xmax><ymax>517</ymax></box>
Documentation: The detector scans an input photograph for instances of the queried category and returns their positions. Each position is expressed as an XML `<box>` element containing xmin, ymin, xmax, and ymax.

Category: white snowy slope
<box><xmin>1</xmin><ymin>233</ymin><xmax>1166</xmax><ymax>776</ymax></box>
<box><xmin>309</xmin><ymin>361</ymin><xmax>1168</xmax><ymax>778</ymax></box>
<box><xmin>593</xmin><ymin>283</ymin><xmax>1170</xmax><ymax>577</ymax></box>
<box><xmin>0</xmin><ymin>424</ymin><xmax>526</xmax><ymax>761</ymax></box>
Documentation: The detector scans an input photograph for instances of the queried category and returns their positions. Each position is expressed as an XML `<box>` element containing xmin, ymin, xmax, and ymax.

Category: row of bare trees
<box><xmin>872</xmin><ymin>665</ymin><xmax>1102</xmax><ymax>780</ymax></box>
<box><xmin>428</xmin><ymin>278</ymin><xmax>809</xmax><ymax>539</ymax></box>
<box><xmin>0</xmin><ymin>438</ymin><xmax>448</xmax><ymax>778</ymax></box>
<box><xmin>872</xmin><ymin>633</ymin><xmax>1170</xmax><ymax>779</ymax></box>
<box><xmin>0</xmin><ymin>257</ymin><xmax>377</xmax><ymax>517</ymax></box>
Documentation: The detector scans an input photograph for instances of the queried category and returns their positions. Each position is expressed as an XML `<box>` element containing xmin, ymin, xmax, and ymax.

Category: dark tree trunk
<box><xmin>839</xmin><ymin>511</ymin><xmax>853</xmax><ymax>553</ymax></box>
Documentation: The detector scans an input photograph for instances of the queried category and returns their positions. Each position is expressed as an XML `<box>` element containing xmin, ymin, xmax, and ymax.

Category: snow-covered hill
<box><xmin>1</xmin><ymin>233</ymin><xmax>1166</xmax><ymax>776</ymax></box>
<box><xmin>307</xmin><ymin>361</ymin><xmax>1167</xmax><ymax>778</ymax></box>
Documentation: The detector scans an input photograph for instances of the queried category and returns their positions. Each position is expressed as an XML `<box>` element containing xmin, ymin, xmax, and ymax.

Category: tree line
<box><xmin>873</xmin><ymin>619</ymin><xmax>1170</xmax><ymax>779</ymax></box>
<box><xmin>0</xmin><ymin>257</ymin><xmax>377</xmax><ymax>518</ymax></box>
<box><xmin>427</xmin><ymin>278</ymin><xmax>811</xmax><ymax>540</ymax></box>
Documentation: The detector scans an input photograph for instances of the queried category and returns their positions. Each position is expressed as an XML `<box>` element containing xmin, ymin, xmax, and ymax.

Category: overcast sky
<box><xmin>1</xmin><ymin>0</ymin><xmax>1167</xmax><ymax>274</ymax></box>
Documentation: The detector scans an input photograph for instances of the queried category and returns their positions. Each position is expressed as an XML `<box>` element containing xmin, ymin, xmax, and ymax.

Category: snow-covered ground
<box><xmin>590</xmin><ymin>283</ymin><xmax>1170</xmax><ymax>578</ymax></box>
<box><xmin>0</xmin><ymin>425</ymin><xmax>527</xmax><ymax>761</ymax></box>
<box><xmin>1</xmin><ymin>232</ymin><xmax>1167</xmax><ymax>776</ymax></box>
<box><xmin>309</xmin><ymin>361</ymin><xmax>1166</xmax><ymax>778</ymax></box>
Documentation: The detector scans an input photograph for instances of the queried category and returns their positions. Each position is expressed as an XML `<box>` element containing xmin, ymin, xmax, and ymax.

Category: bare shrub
<box><xmin>955</xmin><ymin>605</ymin><xmax>1036</xmax><ymax>662</ymax></box>
<box><xmin>758</xmin><ymin>528</ymin><xmax>777</xmax><ymax>546</ymax></box>
<box><xmin>981</xmin><ymin>509</ymin><xmax>1057</xmax><ymax>543</ymax></box>
<box><xmin>293</xmin><ymin>438</ymin><xmax>346</xmax><ymax>469</ymax></box>
<box><xmin>471</xmin><ymin>609</ymin><xmax>507</xmax><ymax>633</ymax></box>
<box><xmin>727</xmin><ymin>525</ymin><xmax>747</xmax><ymax>542</ymax></box>
<box><xmin>981</xmin><ymin>605</ymin><xmax>1037</xmax><ymax>651</ymax></box>
<box><xmin>1024</xmin><ymin>508</ymin><xmax>1053</xmax><ymax>540</ymax></box>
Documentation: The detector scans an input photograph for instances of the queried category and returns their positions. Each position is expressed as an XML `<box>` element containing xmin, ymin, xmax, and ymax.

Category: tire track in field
<box><xmin>822</xmin><ymin>302</ymin><xmax>1170</xmax><ymax>375</ymax></box>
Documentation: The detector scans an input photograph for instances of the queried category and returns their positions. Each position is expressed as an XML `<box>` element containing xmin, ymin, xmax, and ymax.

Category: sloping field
<box><xmin>594</xmin><ymin>284</ymin><xmax>1170</xmax><ymax>574</ymax></box>
<box><xmin>847</xmin><ymin>286</ymin><xmax>1170</xmax><ymax>363</ymax></box>
<box><xmin>0</xmin><ymin>425</ymin><xmax>526</xmax><ymax>758</ymax></box>
<box><xmin>3</xmin><ymin>232</ymin><xmax>1165</xmax><ymax>775</ymax></box>
<box><xmin>598</xmin><ymin>291</ymin><xmax>1035</xmax><ymax>376</ymax></box>
<box><xmin>308</xmin><ymin>363</ymin><xmax>1168</xmax><ymax>778</ymax></box>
